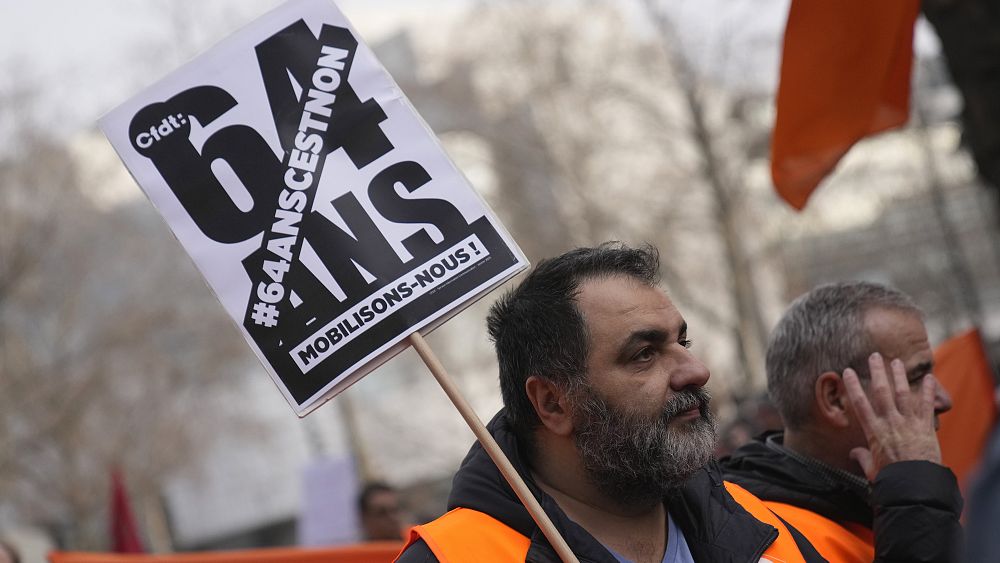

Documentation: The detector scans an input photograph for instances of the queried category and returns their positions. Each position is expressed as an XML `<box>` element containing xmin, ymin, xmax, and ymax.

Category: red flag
<box><xmin>935</xmin><ymin>329</ymin><xmax>998</xmax><ymax>492</ymax></box>
<box><xmin>110</xmin><ymin>467</ymin><xmax>145</xmax><ymax>553</ymax></box>
<box><xmin>771</xmin><ymin>0</ymin><xmax>920</xmax><ymax>210</ymax></box>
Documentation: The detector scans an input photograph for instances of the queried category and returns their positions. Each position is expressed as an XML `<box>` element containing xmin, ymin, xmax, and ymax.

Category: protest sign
<box><xmin>100</xmin><ymin>0</ymin><xmax>528</xmax><ymax>416</ymax></box>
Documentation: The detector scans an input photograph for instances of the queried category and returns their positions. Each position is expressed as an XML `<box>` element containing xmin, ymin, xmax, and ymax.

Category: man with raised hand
<box><xmin>722</xmin><ymin>282</ymin><xmax>963</xmax><ymax>562</ymax></box>
<box><xmin>395</xmin><ymin>243</ymin><xmax>822</xmax><ymax>563</ymax></box>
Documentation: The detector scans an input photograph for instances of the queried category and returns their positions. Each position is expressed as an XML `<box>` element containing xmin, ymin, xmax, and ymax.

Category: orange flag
<box><xmin>935</xmin><ymin>329</ymin><xmax>998</xmax><ymax>492</ymax></box>
<box><xmin>771</xmin><ymin>0</ymin><xmax>920</xmax><ymax>210</ymax></box>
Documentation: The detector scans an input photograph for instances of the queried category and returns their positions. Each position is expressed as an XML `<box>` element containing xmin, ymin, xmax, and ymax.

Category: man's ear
<box><xmin>525</xmin><ymin>375</ymin><xmax>574</xmax><ymax>437</ymax></box>
<box><xmin>814</xmin><ymin>371</ymin><xmax>852</xmax><ymax>428</ymax></box>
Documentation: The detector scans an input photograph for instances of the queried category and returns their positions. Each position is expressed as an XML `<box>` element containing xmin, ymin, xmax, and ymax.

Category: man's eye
<box><xmin>633</xmin><ymin>347</ymin><xmax>655</xmax><ymax>362</ymax></box>
<box><xmin>679</xmin><ymin>338</ymin><xmax>693</xmax><ymax>349</ymax></box>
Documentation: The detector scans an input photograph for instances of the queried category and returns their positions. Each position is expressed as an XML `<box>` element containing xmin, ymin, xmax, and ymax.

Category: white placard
<box><xmin>100</xmin><ymin>0</ymin><xmax>527</xmax><ymax>416</ymax></box>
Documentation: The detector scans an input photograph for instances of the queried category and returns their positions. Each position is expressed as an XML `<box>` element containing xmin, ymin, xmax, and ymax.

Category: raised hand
<box><xmin>841</xmin><ymin>352</ymin><xmax>941</xmax><ymax>481</ymax></box>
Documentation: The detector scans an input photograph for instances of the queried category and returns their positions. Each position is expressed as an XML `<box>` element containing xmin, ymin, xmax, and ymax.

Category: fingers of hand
<box><xmin>890</xmin><ymin>358</ymin><xmax>912</xmax><ymax>416</ymax></box>
<box><xmin>867</xmin><ymin>353</ymin><xmax>895</xmax><ymax>415</ymax></box>
<box><xmin>919</xmin><ymin>373</ymin><xmax>937</xmax><ymax>421</ymax></box>
<box><xmin>842</xmin><ymin>368</ymin><xmax>877</xmax><ymax>438</ymax></box>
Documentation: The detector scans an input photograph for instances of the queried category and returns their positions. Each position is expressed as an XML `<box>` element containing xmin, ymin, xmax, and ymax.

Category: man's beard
<box><xmin>570</xmin><ymin>385</ymin><xmax>717</xmax><ymax>509</ymax></box>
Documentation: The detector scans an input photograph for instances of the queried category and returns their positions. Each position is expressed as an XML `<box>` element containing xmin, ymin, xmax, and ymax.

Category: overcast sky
<box><xmin>0</xmin><ymin>0</ymin><xmax>468</xmax><ymax>134</ymax></box>
<box><xmin>0</xmin><ymin>0</ymin><xmax>940</xmax><ymax>140</ymax></box>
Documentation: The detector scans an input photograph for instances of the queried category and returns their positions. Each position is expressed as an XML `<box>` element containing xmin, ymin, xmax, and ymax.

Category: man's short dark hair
<box><xmin>357</xmin><ymin>481</ymin><xmax>395</xmax><ymax>514</ymax></box>
<box><xmin>766</xmin><ymin>280</ymin><xmax>922</xmax><ymax>429</ymax></box>
<box><xmin>486</xmin><ymin>242</ymin><xmax>660</xmax><ymax>450</ymax></box>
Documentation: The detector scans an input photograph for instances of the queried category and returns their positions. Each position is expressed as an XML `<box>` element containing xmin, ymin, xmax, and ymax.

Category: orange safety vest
<box><xmin>763</xmin><ymin>501</ymin><xmax>874</xmax><ymax>563</ymax></box>
<box><xmin>723</xmin><ymin>482</ymin><xmax>811</xmax><ymax>563</ymax></box>
<box><xmin>400</xmin><ymin>508</ymin><xmax>531</xmax><ymax>562</ymax></box>
<box><xmin>399</xmin><ymin>484</ymin><xmax>815</xmax><ymax>563</ymax></box>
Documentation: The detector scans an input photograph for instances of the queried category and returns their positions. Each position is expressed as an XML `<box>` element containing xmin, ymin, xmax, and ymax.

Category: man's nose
<box><xmin>669</xmin><ymin>347</ymin><xmax>711</xmax><ymax>391</ymax></box>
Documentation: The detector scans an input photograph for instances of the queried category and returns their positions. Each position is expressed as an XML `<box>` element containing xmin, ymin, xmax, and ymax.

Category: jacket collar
<box><xmin>763</xmin><ymin>433</ymin><xmax>870</xmax><ymax>497</ymax></box>
<box><xmin>720</xmin><ymin>431</ymin><xmax>874</xmax><ymax>526</ymax></box>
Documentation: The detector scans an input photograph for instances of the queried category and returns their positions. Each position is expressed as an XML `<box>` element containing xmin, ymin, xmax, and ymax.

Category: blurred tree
<box><xmin>641</xmin><ymin>0</ymin><xmax>777</xmax><ymax>386</ymax></box>
<box><xmin>0</xmin><ymin>85</ymin><xmax>258</xmax><ymax>549</ymax></box>
<box><xmin>404</xmin><ymin>0</ymin><xmax>785</xmax><ymax>394</ymax></box>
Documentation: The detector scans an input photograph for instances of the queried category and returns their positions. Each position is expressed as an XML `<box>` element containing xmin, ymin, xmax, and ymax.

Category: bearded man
<box><xmin>394</xmin><ymin>243</ymin><xmax>823</xmax><ymax>563</ymax></box>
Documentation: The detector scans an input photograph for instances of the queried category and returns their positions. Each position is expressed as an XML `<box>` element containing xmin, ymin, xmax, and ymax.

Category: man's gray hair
<box><xmin>766</xmin><ymin>281</ymin><xmax>923</xmax><ymax>429</ymax></box>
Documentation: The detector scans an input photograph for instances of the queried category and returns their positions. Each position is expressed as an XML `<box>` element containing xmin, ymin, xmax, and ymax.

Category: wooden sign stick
<box><xmin>408</xmin><ymin>332</ymin><xmax>580</xmax><ymax>563</ymax></box>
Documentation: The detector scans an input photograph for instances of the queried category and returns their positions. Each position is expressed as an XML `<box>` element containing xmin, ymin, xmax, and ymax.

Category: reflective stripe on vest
<box><xmin>763</xmin><ymin>501</ymin><xmax>874</xmax><ymax>563</ymax></box>
<box><xmin>723</xmin><ymin>481</ymin><xmax>812</xmax><ymax>563</ymax></box>
<box><xmin>399</xmin><ymin>508</ymin><xmax>531</xmax><ymax>563</ymax></box>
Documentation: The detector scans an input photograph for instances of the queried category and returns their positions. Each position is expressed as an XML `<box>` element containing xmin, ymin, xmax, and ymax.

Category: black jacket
<box><xmin>398</xmin><ymin>412</ymin><xmax>825</xmax><ymax>563</ymax></box>
<box><xmin>720</xmin><ymin>432</ymin><xmax>963</xmax><ymax>563</ymax></box>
